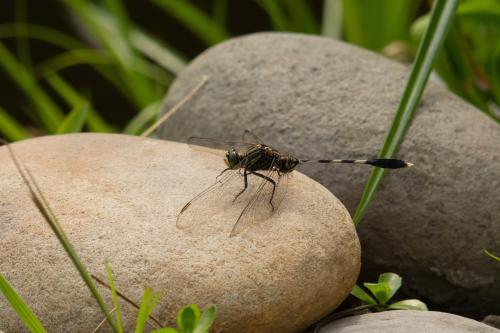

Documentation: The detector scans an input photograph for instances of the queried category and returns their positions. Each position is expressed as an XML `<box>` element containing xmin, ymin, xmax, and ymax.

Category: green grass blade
<box><xmin>284</xmin><ymin>0</ymin><xmax>319</xmax><ymax>33</ymax></box>
<box><xmin>457</xmin><ymin>0</ymin><xmax>500</xmax><ymax>25</ymax></box>
<box><xmin>213</xmin><ymin>0</ymin><xmax>228</xmax><ymax>27</ymax></box>
<box><xmin>14</xmin><ymin>0</ymin><xmax>32</xmax><ymax>70</ymax></box>
<box><xmin>60</xmin><ymin>0</ymin><xmax>158</xmax><ymax>108</ymax></box>
<box><xmin>4</xmin><ymin>144</ymin><xmax>118</xmax><ymax>332</ymax></box>
<box><xmin>257</xmin><ymin>0</ymin><xmax>291</xmax><ymax>31</ymax></box>
<box><xmin>130</xmin><ymin>29</ymin><xmax>187</xmax><ymax>75</ymax></box>
<box><xmin>0</xmin><ymin>42</ymin><xmax>63</xmax><ymax>132</ymax></box>
<box><xmin>106</xmin><ymin>262</ymin><xmax>124</xmax><ymax>333</ymax></box>
<box><xmin>353</xmin><ymin>0</ymin><xmax>459</xmax><ymax>225</ymax></box>
<box><xmin>123</xmin><ymin>99</ymin><xmax>162</xmax><ymax>135</ymax></box>
<box><xmin>55</xmin><ymin>104</ymin><xmax>89</xmax><ymax>134</ymax></box>
<box><xmin>44</xmin><ymin>72</ymin><xmax>115</xmax><ymax>133</ymax></box>
<box><xmin>35</xmin><ymin>49</ymin><xmax>111</xmax><ymax>74</ymax></box>
<box><xmin>0</xmin><ymin>106</ymin><xmax>29</xmax><ymax>141</ymax></box>
<box><xmin>151</xmin><ymin>0</ymin><xmax>230</xmax><ymax>45</ymax></box>
<box><xmin>103</xmin><ymin>0</ymin><xmax>132</xmax><ymax>38</ymax></box>
<box><xmin>322</xmin><ymin>0</ymin><xmax>343</xmax><ymax>39</ymax></box>
<box><xmin>0</xmin><ymin>272</ymin><xmax>47</xmax><ymax>333</ymax></box>
<box><xmin>134</xmin><ymin>288</ymin><xmax>160</xmax><ymax>333</ymax></box>
<box><xmin>342</xmin><ymin>0</ymin><xmax>421</xmax><ymax>50</ymax></box>
<box><xmin>0</xmin><ymin>23</ymin><xmax>144</xmax><ymax>108</ymax></box>
<box><xmin>485</xmin><ymin>249</ymin><xmax>500</xmax><ymax>261</ymax></box>
<box><xmin>0</xmin><ymin>22</ymin><xmax>85</xmax><ymax>50</ymax></box>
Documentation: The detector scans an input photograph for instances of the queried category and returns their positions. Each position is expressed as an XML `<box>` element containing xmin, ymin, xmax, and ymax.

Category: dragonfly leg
<box><xmin>216</xmin><ymin>168</ymin><xmax>231</xmax><ymax>181</ymax></box>
<box><xmin>233</xmin><ymin>169</ymin><xmax>249</xmax><ymax>202</ymax></box>
<box><xmin>251</xmin><ymin>171</ymin><xmax>276</xmax><ymax>210</ymax></box>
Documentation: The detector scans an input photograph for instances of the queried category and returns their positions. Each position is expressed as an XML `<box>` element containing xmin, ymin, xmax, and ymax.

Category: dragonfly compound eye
<box><xmin>225</xmin><ymin>149</ymin><xmax>240</xmax><ymax>169</ymax></box>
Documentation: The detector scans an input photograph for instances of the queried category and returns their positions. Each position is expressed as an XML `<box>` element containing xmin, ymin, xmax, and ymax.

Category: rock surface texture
<box><xmin>0</xmin><ymin>133</ymin><xmax>360</xmax><ymax>333</ymax></box>
<box><xmin>318</xmin><ymin>310</ymin><xmax>500</xmax><ymax>333</ymax></box>
<box><xmin>158</xmin><ymin>32</ymin><xmax>500</xmax><ymax>317</ymax></box>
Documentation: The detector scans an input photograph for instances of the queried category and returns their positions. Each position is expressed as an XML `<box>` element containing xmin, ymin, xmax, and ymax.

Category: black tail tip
<box><xmin>368</xmin><ymin>159</ymin><xmax>413</xmax><ymax>169</ymax></box>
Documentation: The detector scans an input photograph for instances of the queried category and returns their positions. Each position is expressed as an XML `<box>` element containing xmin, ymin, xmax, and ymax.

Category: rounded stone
<box><xmin>158</xmin><ymin>32</ymin><xmax>500</xmax><ymax>317</ymax></box>
<box><xmin>0</xmin><ymin>133</ymin><xmax>360</xmax><ymax>333</ymax></box>
<box><xmin>318</xmin><ymin>310</ymin><xmax>500</xmax><ymax>333</ymax></box>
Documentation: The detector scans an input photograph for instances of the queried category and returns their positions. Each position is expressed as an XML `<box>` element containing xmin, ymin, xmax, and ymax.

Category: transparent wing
<box><xmin>187</xmin><ymin>136</ymin><xmax>257</xmax><ymax>156</ymax></box>
<box><xmin>229</xmin><ymin>163</ymin><xmax>290</xmax><ymax>237</ymax></box>
<box><xmin>242</xmin><ymin>130</ymin><xmax>265</xmax><ymax>144</ymax></box>
<box><xmin>176</xmin><ymin>151</ymin><xmax>263</xmax><ymax>230</ymax></box>
<box><xmin>176</xmin><ymin>170</ymin><xmax>243</xmax><ymax>229</ymax></box>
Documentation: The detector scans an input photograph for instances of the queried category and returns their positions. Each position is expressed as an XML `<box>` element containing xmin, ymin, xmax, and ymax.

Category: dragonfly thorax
<box><xmin>277</xmin><ymin>155</ymin><xmax>300</xmax><ymax>173</ymax></box>
<box><xmin>224</xmin><ymin>145</ymin><xmax>299</xmax><ymax>173</ymax></box>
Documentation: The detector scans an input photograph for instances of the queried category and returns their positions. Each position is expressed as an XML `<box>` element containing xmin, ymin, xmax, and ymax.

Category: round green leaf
<box><xmin>378</xmin><ymin>273</ymin><xmax>402</xmax><ymax>301</ymax></box>
<box><xmin>388</xmin><ymin>299</ymin><xmax>428</xmax><ymax>311</ymax></box>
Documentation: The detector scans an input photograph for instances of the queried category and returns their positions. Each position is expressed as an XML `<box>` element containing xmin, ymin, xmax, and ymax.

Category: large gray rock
<box><xmin>318</xmin><ymin>310</ymin><xmax>499</xmax><ymax>332</ymax></box>
<box><xmin>0</xmin><ymin>133</ymin><xmax>360</xmax><ymax>333</ymax></box>
<box><xmin>158</xmin><ymin>32</ymin><xmax>500</xmax><ymax>317</ymax></box>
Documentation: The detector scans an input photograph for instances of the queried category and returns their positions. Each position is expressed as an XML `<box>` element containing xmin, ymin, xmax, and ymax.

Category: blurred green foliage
<box><xmin>0</xmin><ymin>0</ymin><xmax>498</xmax><ymax>142</ymax></box>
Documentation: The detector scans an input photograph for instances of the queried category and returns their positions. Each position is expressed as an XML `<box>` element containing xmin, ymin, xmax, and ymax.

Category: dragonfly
<box><xmin>177</xmin><ymin>130</ymin><xmax>412</xmax><ymax>237</ymax></box>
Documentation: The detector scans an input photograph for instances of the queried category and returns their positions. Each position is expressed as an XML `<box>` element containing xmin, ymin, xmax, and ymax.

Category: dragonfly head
<box><xmin>224</xmin><ymin>148</ymin><xmax>241</xmax><ymax>169</ymax></box>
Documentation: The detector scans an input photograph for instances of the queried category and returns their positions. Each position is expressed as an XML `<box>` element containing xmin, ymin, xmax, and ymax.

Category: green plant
<box><xmin>353</xmin><ymin>0</ymin><xmax>459</xmax><ymax>225</ymax></box>
<box><xmin>151</xmin><ymin>304</ymin><xmax>217</xmax><ymax>333</ymax></box>
<box><xmin>351</xmin><ymin>273</ymin><xmax>428</xmax><ymax>312</ymax></box>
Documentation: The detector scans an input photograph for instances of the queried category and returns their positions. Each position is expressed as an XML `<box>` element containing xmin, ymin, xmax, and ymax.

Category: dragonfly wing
<box><xmin>229</xmin><ymin>161</ymin><xmax>289</xmax><ymax>237</ymax></box>
<box><xmin>176</xmin><ymin>170</ymin><xmax>243</xmax><ymax>229</ymax></box>
<box><xmin>187</xmin><ymin>136</ymin><xmax>256</xmax><ymax>156</ymax></box>
<box><xmin>242</xmin><ymin>130</ymin><xmax>265</xmax><ymax>144</ymax></box>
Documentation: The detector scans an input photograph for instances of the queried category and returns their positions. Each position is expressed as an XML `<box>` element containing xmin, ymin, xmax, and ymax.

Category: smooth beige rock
<box><xmin>0</xmin><ymin>133</ymin><xmax>360</xmax><ymax>333</ymax></box>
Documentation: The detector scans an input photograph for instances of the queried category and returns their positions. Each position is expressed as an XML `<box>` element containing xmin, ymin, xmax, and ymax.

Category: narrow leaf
<box><xmin>322</xmin><ymin>0</ymin><xmax>343</xmax><ymax>39</ymax></box>
<box><xmin>130</xmin><ymin>29</ymin><xmax>187</xmax><ymax>76</ymax></box>
<box><xmin>257</xmin><ymin>0</ymin><xmax>291</xmax><ymax>31</ymax></box>
<box><xmin>284</xmin><ymin>0</ymin><xmax>319</xmax><ymax>33</ymax></box>
<box><xmin>106</xmin><ymin>262</ymin><xmax>124</xmax><ymax>333</ymax></box>
<box><xmin>151</xmin><ymin>0</ymin><xmax>229</xmax><ymax>45</ymax></box>
<box><xmin>55</xmin><ymin>104</ymin><xmax>89</xmax><ymax>134</ymax></box>
<box><xmin>0</xmin><ymin>22</ymin><xmax>85</xmax><ymax>50</ymax></box>
<box><xmin>350</xmin><ymin>284</ymin><xmax>377</xmax><ymax>305</ymax></box>
<box><xmin>0</xmin><ymin>273</ymin><xmax>47</xmax><ymax>333</ymax></box>
<box><xmin>45</xmin><ymin>72</ymin><xmax>114</xmax><ymax>133</ymax></box>
<box><xmin>135</xmin><ymin>288</ymin><xmax>160</xmax><ymax>333</ymax></box>
<box><xmin>0</xmin><ymin>106</ymin><xmax>29</xmax><ymax>141</ymax></box>
<box><xmin>4</xmin><ymin>144</ymin><xmax>118</xmax><ymax>332</ymax></box>
<box><xmin>123</xmin><ymin>100</ymin><xmax>162</xmax><ymax>135</ymax></box>
<box><xmin>0</xmin><ymin>42</ymin><xmax>63</xmax><ymax>132</ymax></box>
<box><xmin>353</xmin><ymin>0</ymin><xmax>459</xmax><ymax>225</ymax></box>
<box><xmin>485</xmin><ymin>249</ymin><xmax>500</xmax><ymax>261</ymax></box>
